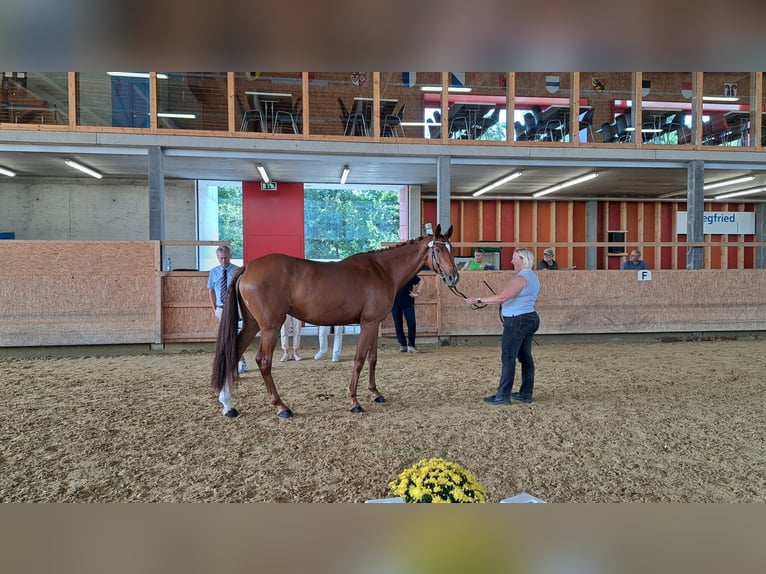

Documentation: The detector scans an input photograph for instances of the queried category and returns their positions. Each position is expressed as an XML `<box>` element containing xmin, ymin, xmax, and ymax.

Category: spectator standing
<box><xmin>391</xmin><ymin>275</ymin><xmax>421</xmax><ymax>353</ymax></box>
<box><xmin>314</xmin><ymin>325</ymin><xmax>345</xmax><ymax>362</ymax></box>
<box><xmin>280</xmin><ymin>314</ymin><xmax>302</xmax><ymax>361</ymax></box>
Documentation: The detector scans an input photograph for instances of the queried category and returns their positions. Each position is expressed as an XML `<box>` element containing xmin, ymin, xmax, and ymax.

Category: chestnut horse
<box><xmin>211</xmin><ymin>224</ymin><xmax>459</xmax><ymax>418</ymax></box>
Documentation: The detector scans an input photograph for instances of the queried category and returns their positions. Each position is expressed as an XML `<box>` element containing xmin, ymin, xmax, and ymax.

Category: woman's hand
<box><xmin>465</xmin><ymin>297</ymin><xmax>480</xmax><ymax>305</ymax></box>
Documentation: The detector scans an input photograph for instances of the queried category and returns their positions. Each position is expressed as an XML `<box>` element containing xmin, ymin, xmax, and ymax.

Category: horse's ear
<box><xmin>444</xmin><ymin>225</ymin><xmax>453</xmax><ymax>239</ymax></box>
<box><xmin>433</xmin><ymin>224</ymin><xmax>441</xmax><ymax>236</ymax></box>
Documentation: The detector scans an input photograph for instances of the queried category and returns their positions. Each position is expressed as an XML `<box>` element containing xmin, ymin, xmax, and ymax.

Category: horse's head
<box><xmin>427</xmin><ymin>224</ymin><xmax>459</xmax><ymax>287</ymax></box>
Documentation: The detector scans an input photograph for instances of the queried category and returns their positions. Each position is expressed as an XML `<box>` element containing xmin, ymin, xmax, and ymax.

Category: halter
<box><xmin>427</xmin><ymin>238</ymin><xmax>486</xmax><ymax>309</ymax></box>
<box><xmin>427</xmin><ymin>239</ymin><xmax>452</xmax><ymax>282</ymax></box>
<box><xmin>427</xmin><ymin>238</ymin><xmax>502</xmax><ymax>321</ymax></box>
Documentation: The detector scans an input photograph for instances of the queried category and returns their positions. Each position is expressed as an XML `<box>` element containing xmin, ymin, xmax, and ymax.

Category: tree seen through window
<box><xmin>304</xmin><ymin>188</ymin><xmax>400</xmax><ymax>260</ymax></box>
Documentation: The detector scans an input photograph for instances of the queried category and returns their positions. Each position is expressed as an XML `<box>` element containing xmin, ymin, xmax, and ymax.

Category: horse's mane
<box><xmin>359</xmin><ymin>235</ymin><xmax>426</xmax><ymax>256</ymax></box>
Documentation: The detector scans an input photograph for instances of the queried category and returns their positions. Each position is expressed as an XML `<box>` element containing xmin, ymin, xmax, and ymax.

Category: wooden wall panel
<box><xmin>0</xmin><ymin>241</ymin><xmax>160</xmax><ymax>346</ymax></box>
<box><xmin>162</xmin><ymin>272</ymin><xmax>219</xmax><ymax>341</ymax></box>
<box><xmin>6</xmin><ymin>241</ymin><xmax>766</xmax><ymax>347</ymax></box>
<box><xmin>438</xmin><ymin>270</ymin><xmax>766</xmax><ymax>336</ymax></box>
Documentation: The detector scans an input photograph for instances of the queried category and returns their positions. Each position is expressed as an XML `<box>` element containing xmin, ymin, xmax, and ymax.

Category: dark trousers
<box><xmin>391</xmin><ymin>304</ymin><xmax>416</xmax><ymax>347</ymax></box>
<box><xmin>495</xmin><ymin>311</ymin><xmax>540</xmax><ymax>400</ymax></box>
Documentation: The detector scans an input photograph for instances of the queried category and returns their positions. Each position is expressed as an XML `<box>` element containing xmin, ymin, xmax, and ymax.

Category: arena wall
<box><xmin>3</xmin><ymin>240</ymin><xmax>766</xmax><ymax>347</ymax></box>
<box><xmin>0</xmin><ymin>241</ymin><xmax>161</xmax><ymax>346</ymax></box>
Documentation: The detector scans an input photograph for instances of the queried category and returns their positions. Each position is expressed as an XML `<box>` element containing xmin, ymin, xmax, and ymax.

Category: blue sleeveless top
<box><xmin>501</xmin><ymin>269</ymin><xmax>540</xmax><ymax>317</ymax></box>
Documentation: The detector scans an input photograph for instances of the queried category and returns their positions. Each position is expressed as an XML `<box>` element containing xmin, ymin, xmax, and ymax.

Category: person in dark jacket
<box><xmin>391</xmin><ymin>275</ymin><xmax>421</xmax><ymax>353</ymax></box>
<box><xmin>536</xmin><ymin>248</ymin><xmax>559</xmax><ymax>270</ymax></box>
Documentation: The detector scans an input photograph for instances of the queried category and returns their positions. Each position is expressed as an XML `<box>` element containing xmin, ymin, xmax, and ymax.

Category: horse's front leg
<box><xmin>255</xmin><ymin>328</ymin><xmax>293</xmax><ymax>418</ymax></box>
<box><xmin>347</xmin><ymin>325</ymin><xmax>376</xmax><ymax>413</ymax></box>
<box><xmin>365</xmin><ymin>333</ymin><xmax>385</xmax><ymax>404</ymax></box>
<box><xmin>347</xmin><ymin>350</ymin><xmax>365</xmax><ymax>414</ymax></box>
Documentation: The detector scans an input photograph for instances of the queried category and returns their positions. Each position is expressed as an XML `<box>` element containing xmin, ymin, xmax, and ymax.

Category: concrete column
<box><xmin>408</xmin><ymin>184</ymin><xmax>422</xmax><ymax>238</ymax></box>
<box><xmin>585</xmin><ymin>200</ymin><xmax>598</xmax><ymax>269</ymax></box>
<box><xmin>686</xmin><ymin>160</ymin><xmax>704</xmax><ymax>269</ymax></box>
<box><xmin>756</xmin><ymin>203</ymin><xmax>766</xmax><ymax>269</ymax></box>
<box><xmin>148</xmin><ymin>146</ymin><xmax>166</xmax><ymax>241</ymax></box>
<box><xmin>436</xmin><ymin>156</ymin><xmax>451</xmax><ymax>231</ymax></box>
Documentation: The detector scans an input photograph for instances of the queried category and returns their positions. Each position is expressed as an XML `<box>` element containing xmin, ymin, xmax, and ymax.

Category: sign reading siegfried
<box><xmin>676</xmin><ymin>211</ymin><xmax>755</xmax><ymax>235</ymax></box>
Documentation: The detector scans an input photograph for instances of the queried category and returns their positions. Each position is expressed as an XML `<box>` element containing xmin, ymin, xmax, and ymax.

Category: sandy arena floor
<box><xmin>1</xmin><ymin>338</ymin><xmax>764</xmax><ymax>502</ymax></box>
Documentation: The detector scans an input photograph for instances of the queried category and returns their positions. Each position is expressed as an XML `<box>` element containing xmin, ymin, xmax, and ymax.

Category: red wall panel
<box><xmin>500</xmin><ymin>201</ymin><xmax>515</xmax><ymax>269</ymax></box>
<box><xmin>518</xmin><ymin>203</ymin><xmax>535</xmax><ymax>243</ymax></box>
<box><xmin>572</xmin><ymin>202</ymin><xmax>587</xmax><ymax>269</ymax></box>
<box><xmin>418</xmin><ymin>198</ymin><xmax>757</xmax><ymax>271</ymax></box>
<box><xmin>536</xmin><ymin>201</ymin><xmax>552</xmax><ymax>245</ymax></box>
<box><xmin>460</xmin><ymin>201</ymin><xmax>479</xmax><ymax>257</ymax></box>
<box><xmin>242</xmin><ymin>181</ymin><xmax>304</xmax><ymax>262</ymax></box>
<box><xmin>422</xmin><ymin>200</ymin><xmax>437</xmax><ymax>233</ymax></box>
<box><xmin>481</xmin><ymin>201</ymin><xmax>497</xmax><ymax>241</ymax></box>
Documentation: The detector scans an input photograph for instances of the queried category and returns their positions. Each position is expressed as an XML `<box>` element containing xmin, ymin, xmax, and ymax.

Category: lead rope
<box><xmin>428</xmin><ymin>240</ymin><xmax>488</xmax><ymax>310</ymax></box>
<box><xmin>428</xmin><ymin>241</ymin><xmax>484</xmax><ymax>310</ymax></box>
<box><xmin>482</xmin><ymin>280</ymin><xmax>504</xmax><ymax>324</ymax></box>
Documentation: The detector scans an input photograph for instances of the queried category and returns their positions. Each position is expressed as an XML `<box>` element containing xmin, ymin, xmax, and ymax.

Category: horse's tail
<box><xmin>211</xmin><ymin>266</ymin><xmax>246</xmax><ymax>394</ymax></box>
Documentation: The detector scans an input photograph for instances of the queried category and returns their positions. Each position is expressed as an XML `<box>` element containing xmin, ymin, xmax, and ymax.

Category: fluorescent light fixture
<box><xmin>472</xmin><ymin>171</ymin><xmax>523</xmax><ymax>197</ymax></box>
<box><xmin>714</xmin><ymin>187</ymin><xmax>766</xmax><ymax>200</ymax></box>
<box><xmin>340</xmin><ymin>165</ymin><xmax>350</xmax><ymax>185</ymax></box>
<box><xmin>704</xmin><ymin>175</ymin><xmax>755</xmax><ymax>191</ymax></box>
<box><xmin>65</xmin><ymin>160</ymin><xmax>102</xmax><ymax>179</ymax></box>
<box><xmin>257</xmin><ymin>164</ymin><xmax>270</xmax><ymax>183</ymax></box>
<box><xmin>533</xmin><ymin>172</ymin><xmax>599</xmax><ymax>198</ymax></box>
<box><xmin>660</xmin><ymin>175</ymin><xmax>757</xmax><ymax>199</ymax></box>
<box><xmin>702</xmin><ymin>96</ymin><xmax>739</xmax><ymax>102</ymax></box>
<box><xmin>420</xmin><ymin>86</ymin><xmax>472</xmax><ymax>93</ymax></box>
<box><xmin>107</xmin><ymin>72</ymin><xmax>169</xmax><ymax>80</ymax></box>
<box><xmin>157</xmin><ymin>112</ymin><xmax>196</xmax><ymax>119</ymax></box>
<box><xmin>0</xmin><ymin>166</ymin><xmax>16</xmax><ymax>177</ymax></box>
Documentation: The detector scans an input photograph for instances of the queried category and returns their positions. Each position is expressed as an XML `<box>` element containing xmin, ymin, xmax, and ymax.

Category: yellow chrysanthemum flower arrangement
<box><xmin>389</xmin><ymin>457</ymin><xmax>489</xmax><ymax>503</ymax></box>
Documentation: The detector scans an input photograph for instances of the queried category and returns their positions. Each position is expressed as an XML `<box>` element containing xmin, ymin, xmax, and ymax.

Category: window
<box><xmin>304</xmin><ymin>186</ymin><xmax>400</xmax><ymax>260</ymax></box>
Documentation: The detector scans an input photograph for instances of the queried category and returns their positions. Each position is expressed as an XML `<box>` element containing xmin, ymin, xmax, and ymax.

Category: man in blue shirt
<box><xmin>621</xmin><ymin>249</ymin><xmax>648</xmax><ymax>270</ymax></box>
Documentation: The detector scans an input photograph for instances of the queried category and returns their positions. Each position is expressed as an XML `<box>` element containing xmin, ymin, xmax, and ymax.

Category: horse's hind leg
<box><xmin>255</xmin><ymin>328</ymin><xmax>294</xmax><ymax>418</ymax></box>
<box><xmin>218</xmin><ymin>371</ymin><xmax>237</xmax><ymax>417</ymax></box>
<box><xmin>218</xmin><ymin>314</ymin><xmax>260</xmax><ymax>418</ymax></box>
<box><xmin>237</xmin><ymin>311</ymin><xmax>259</xmax><ymax>364</ymax></box>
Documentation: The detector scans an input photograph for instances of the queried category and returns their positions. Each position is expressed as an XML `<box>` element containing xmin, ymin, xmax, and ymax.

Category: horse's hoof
<box><xmin>350</xmin><ymin>405</ymin><xmax>365</xmax><ymax>414</ymax></box>
<box><xmin>223</xmin><ymin>408</ymin><xmax>239</xmax><ymax>418</ymax></box>
<box><xmin>278</xmin><ymin>409</ymin><xmax>293</xmax><ymax>419</ymax></box>
<box><xmin>373</xmin><ymin>396</ymin><xmax>386</xmax><ymax>403</ymax></box>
